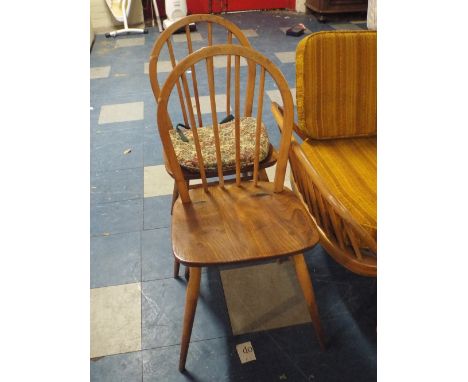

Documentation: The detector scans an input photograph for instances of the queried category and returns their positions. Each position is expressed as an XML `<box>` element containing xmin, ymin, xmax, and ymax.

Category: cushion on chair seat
<box><xmin>301</xmin><ymin>136</ymin><xmax>377</xmax><ymax>239</ymax></box>
<box><xmin>169</xmin><ymin>117</ymin><xmax>270</xmax><ymax>172</ymax></box>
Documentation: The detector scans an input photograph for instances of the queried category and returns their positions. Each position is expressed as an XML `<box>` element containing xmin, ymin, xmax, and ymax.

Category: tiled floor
<box><xmin>90</xmin><ymin>10</ymin><xmax>375</xmax><ymax>381</ymax></box>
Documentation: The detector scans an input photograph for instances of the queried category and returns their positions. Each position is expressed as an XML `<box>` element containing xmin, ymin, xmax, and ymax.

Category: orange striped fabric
<box><xmin>301</xmin><ymin>136</ymin><xmax>377</xmax><ymax>240</ymax></box>
<box><xmin>296</xmin><ymin>31</ymin><xmax>377</xmax><ymax>139</ymax></box>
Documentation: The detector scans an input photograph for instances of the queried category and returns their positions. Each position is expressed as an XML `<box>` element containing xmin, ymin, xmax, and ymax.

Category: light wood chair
<box><xmin>271</xmin><ymin>31</ymin><xmax>377</xmax><ymax>277</ymax></box>
<box><xmin>157</xmin><ymin>44</ymin><xmax>325</xmax><ymax>371</ymax></box>
<box><xmin>149</xmin><ymin>14</ymin><xmax>278</xmax><ymax>278</ymax></box>
<box><xmin>149</xmin><ymin>14</ymin><xmax>277</xmax><ymax>198</ymax></box>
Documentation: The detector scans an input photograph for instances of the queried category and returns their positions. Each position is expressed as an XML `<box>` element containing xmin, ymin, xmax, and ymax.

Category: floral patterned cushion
<box><xmin>169</xmin><ymin>117</ymin><xmax>271</xmax><ymax>172</ymax></box>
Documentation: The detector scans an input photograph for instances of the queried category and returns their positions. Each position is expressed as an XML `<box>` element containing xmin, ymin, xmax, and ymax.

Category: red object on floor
<box><xmin>187</xmin><ymin>0</ymin><xmax>294</xmax><ymax>14</ymax></box>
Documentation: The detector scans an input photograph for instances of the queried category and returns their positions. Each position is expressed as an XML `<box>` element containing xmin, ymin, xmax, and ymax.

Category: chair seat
<box><xmin>169</xmin><ymin>117</ymin><xmax>270</xmax><ymax>172</ymax></box>
<box><xmin>172</xmin><ymin>181</ymin><xmax>319</xmax><ymax>266</ymax></box>
<box><xmin>301</xmin><ymin>136</ymin><xmax>377</xmax><ymax>240</ymax></box>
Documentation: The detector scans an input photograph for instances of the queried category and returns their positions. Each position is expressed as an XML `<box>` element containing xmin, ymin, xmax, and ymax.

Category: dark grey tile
<box><xmin>143</xmin><ymin>136</ymin><xmax>164</xmax><ymax>166</ymax></box>
<box><xmin>143</xmin><ymin>195</ymin><xmax>172</xmax><ymax>230</ymax></box>
<box><xmin>141</xmin><ymin>227</ymin><xmax>174</xmax><ymax>281</ymax></box>
<box><xmin>91</xmin><ymin>198</ymin><xmax>143</xmax><ymax>236</ymax></box>
<box><xmin>143</xmin><ymin>332</ymin><xmax>309</xmax><ymax>381</ymax></box>
<box><xmin>141</xmin><ymin>270</ymin><xmax>230</xmax><ymax>349</ymax></box>
<box><xmin>91</xmin><ymin>138</ymin><xmax>143</xmax><ymax>172</ymax></box>
<box><xmin>91</xmin><ymin>231</ymin><xmax>141</xmax><ymax>288</ymax></box>
<box><xmin>91</xmin><ymin>167</ymin><xmax>143</xmax><ymax>204</ymax></box>
<box><xmin>91</xmin><ymin>351</ymin><xmax>142</xmax><ymax>382</ymax></box>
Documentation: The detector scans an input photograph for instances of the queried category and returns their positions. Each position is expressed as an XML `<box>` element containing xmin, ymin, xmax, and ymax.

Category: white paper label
<box><xmin>236</xmin><ymin>341</ymin><xmax>256</xmax><ymax>364</ymax></box>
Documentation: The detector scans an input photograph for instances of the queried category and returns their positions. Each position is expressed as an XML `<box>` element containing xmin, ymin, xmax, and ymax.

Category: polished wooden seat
<box><xmin>156</xmin><ymin>44</ymin><xmax>325</xmax><ymax>371</ymax></box>
<box><xmin>272</xmin><ymin>31</ymin><xmax>377</xmax><ymax>277</ymax></box>
<box><xmin>173</xmin><ymin>181</ymin><xmax>319</xmax><ymax>266</ymax></box>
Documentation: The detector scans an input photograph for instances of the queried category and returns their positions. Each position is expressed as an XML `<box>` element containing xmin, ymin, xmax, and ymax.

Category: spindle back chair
<box><xmin>149</xmin><ymin>15</ymin><xmax>277</xmax><ymax>216</ymax></box>
<box><xmin>157</xmin><ymin>44</ymin><xmax>325</xmax><ymax>371</ymax></box>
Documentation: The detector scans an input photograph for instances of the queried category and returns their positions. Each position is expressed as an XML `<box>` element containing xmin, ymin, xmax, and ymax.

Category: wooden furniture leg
<box><xmin>172</xmin><ymin>180</ymin><xmax>191</xmax><ymax>278</ymax></box>
<box><xmin>184</xmin><ymin>266</ymin><xmax>190</xmax><ymax>280</ymax></box>
<box><xmin>179</xmin><ymin>267</ymin><xmax>201</xmax><ymax>371</ymax></box>
<box><xmin>258</xmin><ymin>168</ymin><xmax>269</xmax><ymax>181</ymax></box>
<box><xmin>173</xmin><ymin>258</ymin><xmax>180</xmax><ymax>278</ymax></box>
<box><xmin>171</xmin><ymin>182</ymin><xmax>179</xmax><ymax>215</ymax></box>
<box><xmin>293</xmin><ymin>254</ymin><xmax>326</xmax><ymax>350</ymax></box>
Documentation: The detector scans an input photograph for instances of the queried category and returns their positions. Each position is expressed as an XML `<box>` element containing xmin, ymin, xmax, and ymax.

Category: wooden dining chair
<box><xmin>157</xmin><ymin>44</ymin><xmax>325</xmax><ymax>371</ymax></box>
<box><xmin>149</xmin><ymin>14</ymin><xmax>277</xmax><ymax>192</ymax></box>
<box><xmin>149</xmin><ymin>14</ymin><xmax>278</xmax><ymax>278</ymax></box>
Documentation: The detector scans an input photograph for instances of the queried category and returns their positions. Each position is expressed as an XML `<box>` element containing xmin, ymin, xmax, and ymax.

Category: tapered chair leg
<box><xmin>293</xmin><ymin>254</ymin><xmax>326</xmax><ymax>350</ymax></box>
<box><xmin>184</xmin><ymin>266</ymin><xmax>190</xmax><ymax>280</ymax></box>
<box><xmin>173</xmin><ymin>259</ymin><xmax>180</xmax><ymax>278</ymax></box>
<box><xmin>171</xmin><ymin>182</ymin><xmax>179</xmax><ymax>215</ymax></box>
<box><xmin>258</xmin><ymin>168</ymin><xmax>269</xmax><ymax>181</ymax></box>
<box><xmin>179</xmin><ymin>267</ymin><xmax>201</xmax><ymax>371</ymax></box>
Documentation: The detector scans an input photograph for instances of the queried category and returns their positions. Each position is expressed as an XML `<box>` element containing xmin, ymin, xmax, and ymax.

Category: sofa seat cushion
<box><xmin>301</xmin><ymin>136</ymin><xmax>377</xmax><ymax>239</ymax></box>
<box><xmin>169</xmin><ymin>117</ymin><xmax>270</xmax><ymax>172</ymax></box>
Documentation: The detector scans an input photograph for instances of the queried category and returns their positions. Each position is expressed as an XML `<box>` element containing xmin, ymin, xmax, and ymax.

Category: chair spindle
<box><xmin>185</xmin><ymin>25</ymin><xmax>203</xmax><ymax>127</ymax></box>
<box><xmin>226</xmin><ymin>31</ymin><xmax>232</xmax><ymax>117</ymax></box>
<box><xmin>206</xmin><ymin>56</ymin><xmax>225</xmax><ymax>186</ymax></box>
<box><xmin>208</xmin><ymin>22</ymin><xmax>213</xmax><ymax>46</ymax></box>
<box><xmin>180</xmin><ymin>70</ymin><xmax>208</xmax><ymax>190</ymax></box>
<box><xmin>167</xmin><ymin>39</ymin><xmax>189</xmax><ymax>127</ymax></box>
<box><xmin>253</xmin><ymin>67</ymin><xmax>265</xmax><ymax>186</ymax></box>
<box><xmin>234</xmin><ymin>55</ymin><xmax>241</xmax><ymax>185</ymax></box>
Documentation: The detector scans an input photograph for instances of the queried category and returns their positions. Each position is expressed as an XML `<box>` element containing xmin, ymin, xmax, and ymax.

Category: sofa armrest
<box><xmin>271</xmin><ymin>101</ymin><xmax>308</xmax><ymax>141</ymax></box>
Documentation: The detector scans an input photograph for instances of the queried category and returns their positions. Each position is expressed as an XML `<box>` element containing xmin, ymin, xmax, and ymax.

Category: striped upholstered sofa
<box><xmin>272</xmin><ymin>30</ymin><xmax>377</xmax><ymax>276</ymax></box>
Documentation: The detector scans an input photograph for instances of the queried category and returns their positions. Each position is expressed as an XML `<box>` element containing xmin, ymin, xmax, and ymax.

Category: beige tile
<box><xmin>267</xmin><ymin>88</ymin><xmax>296</xmax><ymax>106</ymax></box>
<box><xmin>191</xmin><ymin>94</ymin><xmax>228</xmax><ymax>114</ymax></box>
<box><xmin>265</xmin><ymin>162</ymin><xmax>291</xmax><ymax>190</ymax></box>
<box><xmin>144</xmin><ymin>60</ymin><xmax>173</xmax><ymax>74</ymax></box>
<box><xmin>91</xmin><ymin>283</ymin><xmax>141</xmax><ymax>358</ymax></box>
<box><xmin>220</xmin><ymin>260</ymin><xmax>311</xmax><ymax>335</ymax></box>
<box><xmin>144</xmin><ymin>165</ymin><xmax>174</xmax><ymax>198</ymax></box>
<box><xmin>91</xmin><ymin>66</ymin><xmax>111</xmax><ymax>79</ymax></box>
<box><xmin>172</xmin><ymin>32</ymin><xmax>203</xmax><ymax>43</ymax></box>
<box><xmin>240</xmin><ymin>29</ymin><xmax>258</xmax><ymax>38</ymax></box>
<box><xmin>329</xmin><ymin>23</ymin><xmax>363</xmax><ymax>31</ymax></box>
<box><xmin>98</xmin><ymin>102</ymin><xmax>144</xmax><ymax>124</ymax></box>
<box><xmin>212</xmin><ymin>56</ymin><xmax>247</xmax><ymax>69</ymax></box>
<box><xmin>115</xmin><ymin>37</ymin><xmax>145</xmax><ymax>48</ymax></box>
<box><xmin>274</xmin><ymin>51</ymin><xmax>295</xmax><ymax>63</ymax></box>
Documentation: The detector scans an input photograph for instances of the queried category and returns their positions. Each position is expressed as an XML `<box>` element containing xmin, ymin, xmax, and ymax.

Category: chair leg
<box><xmin>184</xmin><ymin>266</ymin><xmax>190</xmax><ymax>280</ymax></box>
<box><xmin>292</xmin><ymin>254</ymin><xmax>326</xmax><ymax>350</ymax></box>
<box><xmin>258</xmin><ymin>168</ymin><xmax>269</xmax><ymax>181</ymax></box>
<box><xmin>173</xmin><ymin>259</ymin><xmax>180</xmax><ymax>278</ymax></box>
<box><xmin>179</xmin><ymin>267</ymin><xmax>201</xmax><ymax>371</ymax></box>
<box><xmin>171</xmin><ymin>181</ymin><xmax>179</xmax><ymax>215</ymax></box>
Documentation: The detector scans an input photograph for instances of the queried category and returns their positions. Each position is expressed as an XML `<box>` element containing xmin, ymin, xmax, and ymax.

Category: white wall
<box><xmin>90</xmin><ymin>0</ymin><xmax>144</xmax><ymax>34</ymax></box>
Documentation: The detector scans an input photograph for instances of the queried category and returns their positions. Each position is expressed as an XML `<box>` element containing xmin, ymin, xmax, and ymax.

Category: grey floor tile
<box><xmin>115</xmin><ymin>36</ymin><xmax>145</xmax><ymax>48</ymax></box>
<box><xmin>91</xmin><ymin>351</ymin><xmax>142</xmax><ymax>382</ymax></box>
<box><xmin>141</xmin><ymin>270</ymin><xmax>230</xmax><ymax>349</ymax></box>
<box><xmin>143</xmin><ymin>136</ymin><xmax>164</xmax><ymax>166</ymax></box>
<box><xmin>141</xmin><ymin>227</ymin><xmax>174</xmax><ymax>281</ymax></box>
<box><xmin>91</xmin><ymin>167</ymin><xmax>143</xmax><ymax>204</ymax></box>
<box><xmin>142</xmin><ymin>332</ymin><xmax>308</xmax><ymax>381</ymax></box>
<box><xmin>143</xmin><ymin>195</ymin><xmax>172</xmax><ymax>230</ymax></box>
<box><xmin>91</xmin><ymin>231</ymin><xmax>141</xmax><ymax>288</ymax></box>
<box><xmin>91</xmin><ymin>199</ymin><xmax>143</xmax><ymax>236</ymax></box>
<box><xmin>91</xmin><ymin>143</ymin><xmax>143</xmax><ymax>172</ymax></box>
